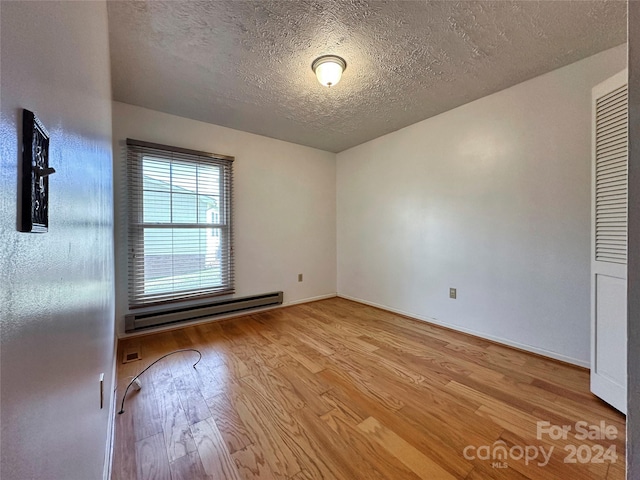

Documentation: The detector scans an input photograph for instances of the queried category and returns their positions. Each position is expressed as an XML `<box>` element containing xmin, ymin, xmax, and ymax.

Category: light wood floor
<box><xmin>112</xmin><ymin>297</ymin><xmax>625</xmax><ymax>480</ymax></box>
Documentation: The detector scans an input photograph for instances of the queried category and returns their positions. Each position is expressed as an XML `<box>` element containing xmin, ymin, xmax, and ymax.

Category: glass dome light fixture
<box><xmin>312</xmin><ymin>55</ymin><xmax>347</xmax><ymax>87</ymax></box>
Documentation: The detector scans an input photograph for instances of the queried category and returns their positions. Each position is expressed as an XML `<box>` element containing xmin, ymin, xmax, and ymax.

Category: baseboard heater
<box><xmin>125</xmin><ymin>291</ymin><xmax>283</xmax><ymax>332</ymax></box>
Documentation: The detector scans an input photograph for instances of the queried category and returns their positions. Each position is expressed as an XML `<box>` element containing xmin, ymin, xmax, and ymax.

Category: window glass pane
<box><xmin>143</xmin><ymin>229</ymin><xmax>173</xmax><ymax>284</ymax></box>
<box><xmin>171</xmin><ymin>161</ymin><xmax>197</xmax><ymax>192</ymax></box>
<box><xmin>171</xmin><ymin>192</ymin><xmax>198</xmax><ymax>223</ymax></box>
<box><xmin>198</xmin><ymin>196</ymin><xmax>219</xmax><ymax>223</ymax></box>
<box><xmin>142</xmin><ymin>227</ymin><xmax>223</xmax><ymax>295</ymax></box>
<box><xmin>197</xmin><ymin>164</ymin><xmax>220</xmax><ymax>196</ymax></box>
<box><xmin>143</xmin><ymin>156</ymin><xmax>171</xmax><ymax>191</ymax></box>
<box><xmin>201</xmin><ymin>227</ymin><xmax>223</xmax><ymax>285</ymax></box>
<box><xmin>204</xmin><ymin>227</ymin><xmax>222</xmax><ymax>271</ymax></box>
<box><xmin>143</xmin><ymin>191</ymin><xmax>171</xmax><ymax>223</ymax></box>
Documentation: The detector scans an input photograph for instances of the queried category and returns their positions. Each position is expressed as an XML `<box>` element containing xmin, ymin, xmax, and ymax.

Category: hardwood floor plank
<box><xmin>112</xmin><ymin>400</ymin><xmax>137</xmax><ymax>480</ymax></box>
<box><xmin>205</xmin><ymin>392</ymin><xmax>253</xmax><ymax>454</ymax></box>
<box><xmin>322</xmin><ymin>385</ymin><xmax>475</xmax><ymax>479</ymax></box>
<box><xmin>113</xmin><ymin>297</ymin><xmax>625</xmax><ymax>479</ymax></box>
<box><xmin>164</xmin><ymin>423</ymin><xmax>197</xmax><ymax>464</ymax></box>
<box><xmin>256</xmin><ymin>328</ymin><xmax>326</xmax><ymax>374</ymax></box>
<box><xmin>135</xmin><ymin>432</ymin><xmax>171</xmax><ymax>480</ymax></box>
<box><xmin>146</xmin><ymin>332</ymin><xmax>193</xmax><ymax>381</ymax></box>
<box><xmin>230</xmin><ymin>383</ymin><xmax>302</xmax><ymax>478</ymax></box>
<box><xmin>445</xmin><ymin>380</ymin><xmax>545</xmax><ymax>435</ymax></box>
<box><xmin>448</xmin><ymin>374</ymin><xmax>546</xmax><ymax>417</ymax></box>
<box><xmin>356</xmin><ymin>416</ymin><xmax>458</xmax><ymax>479</ymax></box>
<box><xmin>197</xmin><ymin>323</ymin><xmax>253</xmax><ymax>376</ymax></box>
<box><xmin>154</xmin><ymin>374</ymin><xmax>196</xmax><ymax>462</ymax></box>
<box><xmin>474</xmin><ymin>400</ymin><xmax>623</xmax><ymax>479</ymax></box>
<box><xmin>498</xmin><ymin>429</ymin><xmax>608</xmax><ymax>480</ymax></box>
<box><xmin>464</xmin><ymin>465</ymin><xmax>531</xmax><ymax>480</ymax></box>
<box><xmin>285</xmin><ymin>326</ymin><xmax>336</xmax><ymax>356</ymax></box>
<box><xmin>360</xmin><ymin>333</ymin><xmax>476</xmax><ymax>380</ymax></box>
<box><xmin>320</xmin><ymin>360</ymin><xmax>404</xmax><ymax>412</ymax></box>
<box><xmin>606</xmin><ymin>454</ymin><xmax>626</xmax><ymax>480</ymax></box>
<box><xmin>191</xmin><ymin>417</ymin><xmax>241</xmax><ymax>480</ymax></box>
<box><xmin>369</xmin><ymin>343</ymin><xmax>458</xmax><ymax>388</ymax></box>
<box><xmin>445</xmin><ymin>341</ymin><xmax>527</xmax><ymax>368</ymax></box>
<box><xmin>267</xmin><ymin>409</ymin><xmax>344</xmax><ymax>480</ymax></box>
<box><xmin>183</xmin><ymin>324</ymin><xmax>228</xmax><ymax>368</ymax></box>
<box><xmin>192</xmin><ymin>363</ymin><xmax>233</xmax><ymax>399</ymax></box>
<box><xmin>174</xmin><ymin>373</ymin><xmax>211</xmax><ymax>425</ymax></box>
<box><xmin>235</xmin><ymin>380</ymin><xmax>343</xmax><ymax>479</ymax></box>
<box><xmin>320</xmin><ymin>390</ymin><xmax>367</xmax><ymax>425</ymax></box>
<box><xmin>531</xmin><ymin>379</ymin><xmax>625</xmax><ymax>424</ymax></box>
<box><xmin>290</xmin><ymin>309</ymin><xmax>380</xmax><ymax>355</ymax></box>
<box><xmin>294</xmin><ymin>407</ymin><xmax>394</xmax><ymax>480</ymax></box>
<box><xmin>241</xmin><ymin>368</ymin><xmax>306</xmax><ymax>412</ymax></box>
<box><xmin>231</xmin><ymin>443</ymin><xmax>282</xmax><ymax>480</ymax></box>
<box><xmin>319</xmin><ymin>408</ymin><xmax>423</xmax><ymax>480</ymax></box>
<box><xmin>132</xmin><ymin>373</ymin><xmax>163</xmax><ymax>442</ymax></box>
<box><xmin>398</xmin><ymin>401</ymin><xmax>502</xmax><ymax>465</ymax></box>
<box><xmin>273</xmin><ymin>364</ymin><xmax>332</xmax><ymax>416</ymax></box>
<box><xmin>291</xmin><ymin>470</ymin><xmax>316</xmax><ymax>480</ymax></box>
<box><xmin>170</xmin><ymin>451</ymin><xmax>212</xmax><ymax>480</ymax></box>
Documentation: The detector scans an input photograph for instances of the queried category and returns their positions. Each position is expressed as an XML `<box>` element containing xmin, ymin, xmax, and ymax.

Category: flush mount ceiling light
<box><xmin>312</xmin><ymin>55</ymin><xmax>347</xmax><ymax>87</ymax></box>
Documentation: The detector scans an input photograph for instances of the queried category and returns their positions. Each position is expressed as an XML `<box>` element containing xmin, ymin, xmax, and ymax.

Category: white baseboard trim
<box><xmin>118</xmin><ymin>292</ymin><xmax>338</xmax><ymax>339</ymax></box>
<box><xmin>337</xmin><ymin>294</ymin><xmax>590</xmax><ymax>369</ymax></box>
<box><xmin>284</xmin><ymin>293</ymin><xmax>338</xmax><ymax>306</ymax></box>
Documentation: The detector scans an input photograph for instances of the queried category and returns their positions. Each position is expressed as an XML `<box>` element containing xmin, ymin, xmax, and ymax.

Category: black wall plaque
<box><xmin>20</xmin><ymin>109</ymin><xmax>54</xmax><ymax>233</ymax></box>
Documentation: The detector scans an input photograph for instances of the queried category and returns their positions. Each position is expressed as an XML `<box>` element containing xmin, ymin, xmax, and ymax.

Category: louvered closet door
<box><xmin>591</xmin><ymin>69</ymin><xmax>628</xmax><ymax>414</ymax></box>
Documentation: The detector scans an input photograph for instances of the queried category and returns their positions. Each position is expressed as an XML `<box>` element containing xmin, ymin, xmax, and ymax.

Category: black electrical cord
<box><xmin>118</xmin><ymin>348</ymin><xmax>202</xmax><ymax>414</ymax></box>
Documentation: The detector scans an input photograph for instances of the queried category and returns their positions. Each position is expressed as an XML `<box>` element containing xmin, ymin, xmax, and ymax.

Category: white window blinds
<box><xmin>594</xmin><ymin>84</ymin><xmax>628</xmax><ymax>264</ymax></box>
<box><xmin>126</xmin><ymin>139</ymin><xmax>234</xmax><ymax>307</ymax></box>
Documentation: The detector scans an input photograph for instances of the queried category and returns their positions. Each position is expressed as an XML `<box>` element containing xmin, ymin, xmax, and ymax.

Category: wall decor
<box><xmin>20</xmin><ymin>109</ymin><xmax>54</xmax><ymax>233</ymax></box>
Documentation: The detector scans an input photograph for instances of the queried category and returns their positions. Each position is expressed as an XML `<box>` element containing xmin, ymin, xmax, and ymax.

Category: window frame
<box><xmin>125</xmin><ymin>138</ymin><xmax>234</xmax><ymax>309</ymax></box>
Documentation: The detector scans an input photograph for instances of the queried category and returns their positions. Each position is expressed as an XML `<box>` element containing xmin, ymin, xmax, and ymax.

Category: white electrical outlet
<box><xmin>449</xmin><ymin>288</ymin><xmax>457</xmax><ymax>299</ymax></box>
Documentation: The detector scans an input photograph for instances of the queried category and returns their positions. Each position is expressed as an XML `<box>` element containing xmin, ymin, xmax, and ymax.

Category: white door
<box><xmin>591</xmin><ymin>70</ymin><xmax>628</xmax><ymax>414</ymax></box>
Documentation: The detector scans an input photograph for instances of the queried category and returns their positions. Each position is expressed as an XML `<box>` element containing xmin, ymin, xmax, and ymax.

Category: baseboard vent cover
<box><xmin>125</xmin><ymin>291</ymin><xmax>284</xmax><ymax>332</ymax></box>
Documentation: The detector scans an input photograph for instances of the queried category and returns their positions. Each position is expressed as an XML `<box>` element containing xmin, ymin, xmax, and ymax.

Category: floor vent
<box><xmin>122</xmin><ymin>346</ymin><xmax>142</xmax><ymax>364</ymax></box>
<box><xmin>125</xmin><ymin>291</ymin><xmax>284</xmax><ymax>332</ymax></box>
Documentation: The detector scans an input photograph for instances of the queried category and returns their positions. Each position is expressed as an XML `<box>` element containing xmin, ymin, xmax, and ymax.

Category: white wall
<box><xmin>0</xmin><ymin>2</ymin><xmax>115</xmax><ymax>479</ymax></box>
<box><xmin>337</xmin><ymin>44</ymin><xmax>627</xmax><ymax>366</ymax></box>
<box><xmin>112</xmin><ymin>102</ymin><xmax>336</xmax><ymax>336</ymax></box>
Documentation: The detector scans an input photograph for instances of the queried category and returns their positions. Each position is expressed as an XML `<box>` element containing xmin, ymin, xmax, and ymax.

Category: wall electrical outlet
<box><xmin>449</xmin><ymin>288</ymin><xmax>457</xmax><ymax>299</ymax></box>
<box><xmin>298</xmin><ymin>273</ymin><xmax>303</xmax><ymax>282</ymax></box>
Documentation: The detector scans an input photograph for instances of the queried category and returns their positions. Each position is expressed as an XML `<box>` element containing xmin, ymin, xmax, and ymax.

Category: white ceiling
<box><xmin>107</xmin><ymin>1</ymin><xmax>626</xmax><ymax>153</ymax></box>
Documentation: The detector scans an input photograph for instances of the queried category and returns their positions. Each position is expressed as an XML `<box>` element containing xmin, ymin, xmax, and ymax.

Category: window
<box><xmin>126</xmin><ymin>139</ymin><xmax>234</xmax><ymax>307</ymax></box>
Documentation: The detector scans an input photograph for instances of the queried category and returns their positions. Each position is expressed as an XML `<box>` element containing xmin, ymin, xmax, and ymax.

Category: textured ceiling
<box><xmin>107</xmin><ymin>1</ymin><xmax>626</xmax><ymax>153</ymax></box>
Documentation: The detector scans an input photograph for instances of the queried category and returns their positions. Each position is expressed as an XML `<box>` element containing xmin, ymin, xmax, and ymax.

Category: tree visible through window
<box><xmin>126</xmin><ymin>139</ymin><xmax>234</xmax><ymax>307</ymax></box>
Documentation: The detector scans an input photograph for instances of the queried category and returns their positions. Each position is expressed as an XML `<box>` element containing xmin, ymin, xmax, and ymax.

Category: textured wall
<box><xmin>0</xmin><ymin>2</ymin><xmax>115</xmax><ymax>479</ymax></box>
<box><xmin>627</xmin><ymin>1</ymin><xmax>640</xmax><ymax>476</ymax></box>
<box><xmin>337</xmin><ymin>45</ymin><xmax>626</xmax><ymax>366</ymax></box>
<box><xmin>112</xmin><ymin>102</ymin><xmax>336</xmax><ymax>336</ymax></box>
